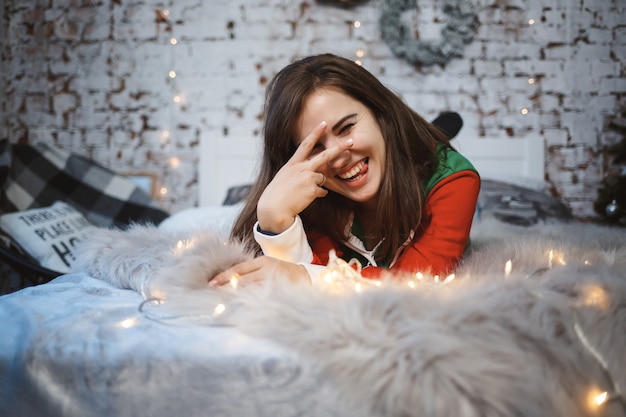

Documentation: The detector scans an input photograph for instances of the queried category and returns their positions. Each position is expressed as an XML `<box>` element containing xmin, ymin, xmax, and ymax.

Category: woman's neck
<box><xmin>354</xmin><ymin>206</ymin><xmax>380</xmax><ymax>251</ymax></box>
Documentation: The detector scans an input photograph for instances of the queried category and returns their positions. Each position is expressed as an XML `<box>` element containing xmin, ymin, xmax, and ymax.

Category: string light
<box><xmin>593</xmin><ymin>391</ymin><xmax>608</xmax><ymax>406</ymax></box>
<box><xmin>504</xmin><ymin>260</ymin><xmax>512</xmax><ymax>277</ymax></box>
<box><xmin>521</xmin><ymin>108</ymin><xmax>529</xmax><ymax>115</ymax></box>
<box><xmin>173</xmin><ymin>95</ymin><xmax>182</xmax><ymax>103</ymax></box>
<box><xmin>174</xmin><ymin>238</ymin><xmax>197</xmax><ymax>254</ymax></box>
<box><xmin>354</xmin><ymin>21</ymin><xmax>361</xmax><ymax>28</ymax></box>
<box><xmin>213</xmin><ymin>303</ymin><xmax>226</xmax><ymax>317</ymax></box>
<box><xmin>133</xmin><ymin>237</ymin><xmax>625</xmax><ymax>414</ymax></box>
<box><xmin>580</xmin><ymin>284</ymin><xmax>609</xmax><ymax>309</ymax></box>
<box><xmin>443</xmin><ymin>274</ymin><xmax>456</xmax><ymax>283</ymax></box>
<box><xmin>168</xmin><ymin>70</ymin><xmax>177</xmax><ymax>79</ymax></box>
<box><xmin>159</xmin><ymin>186</ymin><xmax>168</xmax><ymax>196</ymax></box>
<box><xmin>169</xmin><ymin>156</ymin><xmax>180</xmax><ymax>168</ymax></box>
<box><xmin>528</xmin><ymin>18</ymin><xmax>535</xmax><ymax>25</ymax></box>
<box><xmin>229</xmin><ymin>273</ymin><xmax>239</xmax><ymax>289</ymax></box>
<box><xmin>528</xmin><ymin>77</ymin><xmax>535</xmax><ymax>84</ymax></box>
<box><xmin>585</xmin><ymin>387</ymin><xmax>614</xmax><ymax>412</ymax></box>
<box><xmin>118</xmin><ymin>317</ymin><xmax>138</xmax><ymax>329</ymax></box>
<box><xmin>170</xmin><ymin>37</ymin><xmax>178</xmax><ymax>45</ymax></box>
<box><xmin>548</xmin><ymin>249</ymin><xmax>554</xmax><ymax>268</ymax></box>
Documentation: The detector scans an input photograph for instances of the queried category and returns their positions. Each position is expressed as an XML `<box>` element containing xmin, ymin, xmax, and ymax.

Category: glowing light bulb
<box><xmin>586</xmin><ymin>388</ymin><xmax>611</xmax><ymax>411</ymax></box>
<box><xmin>162</xmin><ymin>130</ymin><xmax>170</xmax><ymax>138</ymax></box>
<box><xmin>169</xmin><ymin>70</ymin><xmax>177</xmax><ymax>78</ymax></box>
<box><xmin>521</xmin><ymin>108</ymin><xmax>529</xmax><ymax>115</ymax></box>
<box><xmin>548</xmin><ymin>250</ymin><xmax>554</xmax><ymax>269</ymax></box>
<box><xmin>213</xmin><ymin>303</ymin><xmax>226</xmax><ymax>316</ymax></box>
<box><xmin>356</xmin><ymin>49</ymin><xmax>365</xmax><ymax>58</ymax></box>
<box><xmin>416</xmin><ymin>272</ymin><xmax>423</xmax><ymax>280</ymax></box>
<box><xmin>173</xmin><ymin>95</ymin><xmax>182</xmax><ymax>103</ymax></box>
<box><xmin>355</xmin><ymin>282</ymin><xmax>362</xmax><ymax>292</ymax></box>
<box><xmin>407</xmin><ymin>280</ymin><xmax>415</xmax><ymax>288</ymax></box>
<box><xmin>159</xmin><ymin>187</ymin><xmax>168</xmax><ymax>196</ymax></box>
<box><xmin>354</xmin><ymin>21</ymin><xmax>361</xmax><ymax>28</ymax></box>
<box><xmin>229</xmin><ymin>274</ymin><xmax>239</xmax><ymax>289</ymax></box>
<box><xmin>354</xmin><ymin>60</ymin><xmax>362</xmax><ymax>66</ymax></box>
<box><xmin>581</xmin><ymin>284</ymin><xmax>609</xmax><ymax>309</ymax></box>
<box><xmin>504</xmin><ymin>260</ymin><xmax>512</xmax><ymax>277</ymax></box>
<box><xmin>528</xmin><ymin>18</ymin><xmax>535</xmax><ymax>25</ymax></box>
<box><xmin>119</xmin><ymin>318</ymin><xmax>137</xmax><ymax>329</ymax></box>
<box><xmin>162</xmin><ymin>9</ymin><xmax>170</xmax><ymax>17</ymax></box>
<box><xmin>528</xmin><ymin>77</ymin><xmax>535</xmax><ymax>84</ymax></box>
<box><xmin>594</xmin><ymin>391</ymin><xmax>608</xmax><ymax>406</ymax></box>
<box><xmin>170</xmin><ymin>37</ymin><xmax>178</xmax><ymax>45</ymax></box>
<box><xmin>169</xmin><ymin>156</ymin><xmax>180</xmax><ymax>168</ymax></box>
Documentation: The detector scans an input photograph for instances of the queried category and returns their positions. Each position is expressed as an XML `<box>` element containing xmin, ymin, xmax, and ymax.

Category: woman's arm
<box><xmin>363</xmin><ymin>170</ymin><xmax>480</xmax><ymax>278</ymax></box>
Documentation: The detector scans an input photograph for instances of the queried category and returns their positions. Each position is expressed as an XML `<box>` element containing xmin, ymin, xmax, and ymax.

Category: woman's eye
<box><xmin>339</xmin><ymin>123</ymin><xmax>354</xmax><ymax>135</ymax></box>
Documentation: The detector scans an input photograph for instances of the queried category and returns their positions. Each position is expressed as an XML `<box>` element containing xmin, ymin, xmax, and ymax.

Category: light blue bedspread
<box><xmin>0</xmin><ymin>273</ymin><xmax>347</xmax><ymax>417</ymax></box>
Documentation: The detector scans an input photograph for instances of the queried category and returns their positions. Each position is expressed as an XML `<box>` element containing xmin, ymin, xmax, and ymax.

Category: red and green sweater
<box><xmin>253</xmin><ymin>145</ymin><xmax>480</xmax><ymax>281</ymax></box>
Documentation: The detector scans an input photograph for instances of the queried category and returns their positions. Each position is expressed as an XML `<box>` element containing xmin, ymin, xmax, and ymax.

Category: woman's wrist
<box><xmin>256</xmin><ymin>212</ymin><xmax>296</xmax><ymax>235</ymax></box>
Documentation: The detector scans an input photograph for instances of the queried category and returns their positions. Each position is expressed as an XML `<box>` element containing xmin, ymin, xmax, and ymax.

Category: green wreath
<box><xmin>380</xmin><ymin>0</ymin><xmax>477</xmax><ymax>67</ymax></box>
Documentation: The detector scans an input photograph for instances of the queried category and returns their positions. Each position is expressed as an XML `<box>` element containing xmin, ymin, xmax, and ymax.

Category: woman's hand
<box><xmin>209</xmin><ymin>256</ymin><xmax>309</xmax><ymax>288</ymax></box>
<box><xmin>256</xmin><ymin>121</ymin><xmax>353</xmax><ymax>234</ymax></box>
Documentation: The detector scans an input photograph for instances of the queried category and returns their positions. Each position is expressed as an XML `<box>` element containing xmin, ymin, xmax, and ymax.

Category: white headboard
<box><xmin>200</xmin><ymin>135</ymin><xmax>547</xmax><ymax>206</ymax></box>
<box><xmin>451</xmin><ymin>136</ymin><xmax>546</xmax><ymax>184</ymax></box>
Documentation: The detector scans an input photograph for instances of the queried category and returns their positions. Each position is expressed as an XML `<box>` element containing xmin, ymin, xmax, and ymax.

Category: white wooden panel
<box><xmin>452</xmin><ymin>137</ymin><xmax>546</xmax><ymax>183</ymax></box>
<box><xmin>201</xmin><ymin>135</ymin><xmax>547</xmax><ymax>206</ymax></box>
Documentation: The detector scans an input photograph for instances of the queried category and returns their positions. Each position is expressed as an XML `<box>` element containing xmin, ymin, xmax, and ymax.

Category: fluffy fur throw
<box><xmin>73</xmin><ymin>218</ymin><xmax>626</xmax><ymax>417</ymax></box>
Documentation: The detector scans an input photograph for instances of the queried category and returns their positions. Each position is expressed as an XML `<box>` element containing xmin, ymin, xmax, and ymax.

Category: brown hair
<box><xmin>231</xmin><ymin>53</ymin><xmax>449</xmax><ymax>261</ymax></box>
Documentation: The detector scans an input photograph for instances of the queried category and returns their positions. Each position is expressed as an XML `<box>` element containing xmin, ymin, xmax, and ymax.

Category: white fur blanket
<box><xmin>73</xmin><ymin>218</ymin><xmax>626</xmax><ymax>417</ymax></box>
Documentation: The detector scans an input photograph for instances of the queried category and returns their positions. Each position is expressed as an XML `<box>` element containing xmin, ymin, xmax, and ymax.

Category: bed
<box><xmin>1</xmin><ymin>138</ymin><xmax>625</xmax><ymax>417</ymax></box>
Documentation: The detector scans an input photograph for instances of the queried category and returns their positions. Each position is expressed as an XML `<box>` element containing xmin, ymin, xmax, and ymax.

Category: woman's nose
<box><xmin>328</xmin><ymin>145</ymin><xmax>351</xmax><ymax>169</ymax></box>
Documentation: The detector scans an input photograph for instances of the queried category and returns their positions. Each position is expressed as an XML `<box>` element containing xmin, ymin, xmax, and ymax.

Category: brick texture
<box><xmin>1</xmin><ymin>0</ymin><xmax>625</xmax><ymax>217</ymax></box>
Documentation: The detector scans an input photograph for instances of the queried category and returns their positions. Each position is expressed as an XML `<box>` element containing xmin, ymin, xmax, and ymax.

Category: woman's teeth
<box><xmin>338</xmin><ymin>160</ymin><xmax>366</xmax><ymax>181</ymax></box>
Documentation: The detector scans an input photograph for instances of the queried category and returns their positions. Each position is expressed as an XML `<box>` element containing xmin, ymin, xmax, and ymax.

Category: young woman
<box><xmin>210</xmin><ymin>53</ymin><xmax>480</xmax><ymax>286</ymax></box>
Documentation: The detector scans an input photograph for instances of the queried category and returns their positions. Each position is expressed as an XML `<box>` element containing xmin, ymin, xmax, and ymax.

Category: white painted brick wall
<box><xmin>1</xmin><ymin>0</ymin><xmax>625</xmax><ymax>218</ymax></box>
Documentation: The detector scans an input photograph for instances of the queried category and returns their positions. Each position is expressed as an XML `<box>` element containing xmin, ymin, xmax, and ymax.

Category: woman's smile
<box><xmin>337</xmin><ymin>158</ymin><xmax>368</xmax><ymax>183</ymax></box>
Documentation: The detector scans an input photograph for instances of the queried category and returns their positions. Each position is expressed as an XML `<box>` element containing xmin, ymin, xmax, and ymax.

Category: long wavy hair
<box><xmin>231</xmin><ymin>54</ymin><xmax>450</xmax><ymax>261</ymax></box>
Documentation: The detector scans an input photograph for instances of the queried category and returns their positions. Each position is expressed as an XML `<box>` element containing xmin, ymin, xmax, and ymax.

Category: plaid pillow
<box><xmin>0</xmin><ymin>143</ymin><xmax>169</xmax><ymax>228</ymax></box>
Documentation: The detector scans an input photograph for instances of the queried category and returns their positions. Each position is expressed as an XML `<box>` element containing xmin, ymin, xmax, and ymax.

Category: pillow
<box><xmin>0</xmin><ymin>201</ymin><xmax>95</xmax><ymax>273</ymax></box>
<box><xmin>0</xmin><ymin>143</ymin><xmax>169</xmax><ymax>228</ymax></box>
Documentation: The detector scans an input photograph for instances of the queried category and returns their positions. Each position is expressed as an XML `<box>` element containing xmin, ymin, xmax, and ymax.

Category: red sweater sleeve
<box><xmin>308</xmin><ymin>170</ymin><xmax>480</xmax><ymax>278</ymax></box>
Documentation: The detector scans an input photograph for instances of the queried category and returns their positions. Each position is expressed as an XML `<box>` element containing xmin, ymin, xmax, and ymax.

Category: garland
<box><xmin>380</xmin><ymin>0</ymin><xmax>477</xmax><ymax>67</ymax></box>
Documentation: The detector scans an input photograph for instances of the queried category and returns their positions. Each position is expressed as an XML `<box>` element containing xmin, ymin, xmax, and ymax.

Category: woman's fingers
<box><xmin>209</xmin><ymin>257</ymin><xmax>310</xmax><ymax>287</ymax></box>
<box><xmin>308</xmin><ymin>137</ymin><xmax>353</xmax><ymax>172</ymax></box>
<box><xmin>209</xmin><ymin>258</ymin><xmax>263</xmax><ymax>287</ymax></box>
<box><xmin>291</xmin><ymin>121</ymin><xmax>328</xmax><ymax>162</ymax></box>
<box><xmin>291</xmin><ymin>121</ymin><xmax>354</xmax><ymax>169</ymax></box>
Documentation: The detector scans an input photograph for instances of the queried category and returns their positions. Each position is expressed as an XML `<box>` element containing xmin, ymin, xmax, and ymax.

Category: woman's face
<box><xmin>296</xmin><ymin>88</ymin><xmax>386</xmax><ymax>209</ymax></box>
